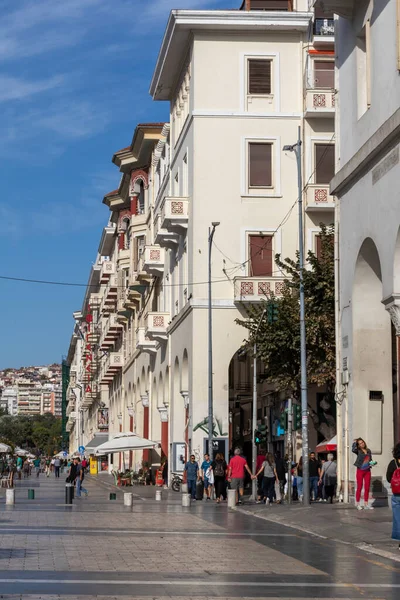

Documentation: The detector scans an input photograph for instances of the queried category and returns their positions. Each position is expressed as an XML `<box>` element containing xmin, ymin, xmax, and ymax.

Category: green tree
<box><xmin>236</xmin><ymin>224</ymin><xmax>336</xmax><ymax>437</ymax></box>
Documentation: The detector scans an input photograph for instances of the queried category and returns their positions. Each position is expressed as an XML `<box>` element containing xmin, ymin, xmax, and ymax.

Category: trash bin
<box><xmin>155</xmin><ymin>489</ymin><xmax>162</xmax><ymax>501</ymax></box>
<box><xmin>65</xmin><ymin>484</ymin><xmax>73</xmax><ymax>505</ymax></box>
<box><xmin>124</xmin><ymin>493</ymin><xmax>133</xmax><ymax>507</ymax></box>
<box><xmin>28</xmin><ymin>489</ymin><xmax>35</xmax><ymax>500</ymax></box>
<box><xmin>6</xmin><ymin>489</ymin><xmax>15</xmax><ymax>505</ymax></box>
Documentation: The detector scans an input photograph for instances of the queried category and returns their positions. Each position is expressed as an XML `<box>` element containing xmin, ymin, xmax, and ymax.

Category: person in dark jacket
<box><xmin>386</xmin><ymin>442</ymin><xmax>400</xmax><ymax>550</ymax></box>
<box><xmin>352</xmin><ymin>438</ymin><xmax>374</xmax><ymax>510</ymax></box>
<box><xmin>275</xmin><ymin>451</ymin><xmax>286</xmax><ymax>503</ymax></box>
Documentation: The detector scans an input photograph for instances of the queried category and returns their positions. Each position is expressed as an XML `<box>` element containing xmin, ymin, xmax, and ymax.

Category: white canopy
<box><xmin>15</xmin><ymin>447</ymin><xmax>28</xmax><ymax>456</ymax></box>
<box><xmin>94</xmin><ymin>432</ymin><xmax>159</xmax><ymax>456</ymax></box>
<box><xmin>54</xmin><ymin>451</ymin><xmax>69</xmax><ymax>459</ymax></box>
<box><xmin>0</xmin><ymin>443</ymin><xmax>11</xmax><ymax>453</ymax></box>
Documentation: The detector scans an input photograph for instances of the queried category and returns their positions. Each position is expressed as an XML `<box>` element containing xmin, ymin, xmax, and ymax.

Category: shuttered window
<box><xmin>248</xmin><ymin>59</ymin><xmax>272</xmax><ymax>95</ymax></box>
<box><xmin>249</xmin><ymin>235</ymin><xmax>273</xmax><ymax>277</ymax></box>
<box><xmin>315</xmin><ymin>144</ymin><xmax>335</xmax><ymax>184</ymax></box>
<box><xmin>249</xmin><ymin>143</ymin><xmax>272</xmax><ymax>187</ymax></box>
<box><xmin>314</xmin><ymin>60</ymin><xmax>334</xmax><ymax>88</ymax></box>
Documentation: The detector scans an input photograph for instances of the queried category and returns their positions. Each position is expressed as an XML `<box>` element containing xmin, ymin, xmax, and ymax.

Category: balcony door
<box><xmin>249</xmin><ymin>234</ymin><xmax>273</xmax><ymax>277</ymax></box>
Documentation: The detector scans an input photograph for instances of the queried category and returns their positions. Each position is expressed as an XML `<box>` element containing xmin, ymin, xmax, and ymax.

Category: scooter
<box><xmin>171</xmin><ymin>472</ymin><xmax>183</xmax><ymax>492</ymax></box>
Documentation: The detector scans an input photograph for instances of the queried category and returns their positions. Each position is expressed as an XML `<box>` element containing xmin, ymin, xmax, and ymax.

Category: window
<box><xmin>315</xmin><ymin>234</ymin><xmax>322</xmax><ymax>260</ymax></box>
<box><xmin>314</xmin><ymin>61</ymin><xmax>334</xmax><ymax>89</ymax></box>
<box><xmin>248</xmin><ymin>59</ymin><xmax>272</xmax><ymax>95</ymax></box>
<box><xmin>249</xmin><ymin>143</ymin><xmax>272</xmax><ymax>187</ymax></box>
<box><xmin>134</xmin><ymin>236</ymin><xmax>145</xmax><ymax>271</ymax></box>
<box><xmin>248</xmin><ymin>235</ymin><xmax>273</xmax><ymax>277</ymax></box>
<box><xmin>315</xmin><ymin>144</ymin><xmax>335</xmax><ymax>184</ymax></box>
<box><xmin>246</xmin><ymin>0</ymin><xmax>291</xmax><ymax>9</ymax></box>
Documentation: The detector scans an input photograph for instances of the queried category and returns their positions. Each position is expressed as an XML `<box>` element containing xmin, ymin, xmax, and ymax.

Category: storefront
<box><xmin>85</xmin><ymin>432</ymin><xmax>109</xmax><ymax>474</ymax></box>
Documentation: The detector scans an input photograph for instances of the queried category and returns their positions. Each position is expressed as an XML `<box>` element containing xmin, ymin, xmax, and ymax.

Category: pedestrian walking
<box><xmin>54</xmin><ymin>457</ymin><xmax>61</xmax><ymax>478</ymax></box>
<box><xmin>309</xmin><ymin>452</ymin><xmax>321</xmax><ymax>501</ymax></box>
<box><xmin>184</xmin><ymin>455</ymin><xmax>199</xmax><ymax>501</ymax></box>
<box><xmin>33</xmin><ymin>457</ymin><xmax>41</xmax><ymax>478</ymax></box>
<box><xmin>319</xmin><ymin>454</ymin><xmax>337</xmax><ymax>503</ymax></box>
<box><xmin>201</xmin><ymin>453</ymin><xmax>213</xmax><ymax>501</ymax></box>
<box><xmin>255</xmin><ymin>453</ymin><xmax>278</xmax><ymax>506</ymax></box>
<box><xmin>75</xmin><ymin>458</ymin><xmax>88</xmax><ymax>498</ymax></box>
<box><xmin>212</xmin><ymin>453</ymin><xmax>227</xmax><ymax>503</ymax></box>
<box><xmin>275</xmin><ymin>451</ymin><xmax>286</xmax><ymax>504</ymax></box>
<box><xmin>45</xmin><ymin>457</ymin><xmax>51</xmax><ymax>478</ymax></box>
<box><xmin>16</xmin><ymin>455</ymin><xmax>23</xmax><ymax>480</ymax></box>
<box><xmin>67</xmin><ymin>457</ymin><xmax>78</xmax><ymax>485</ymax></box>
<box><xmin>386</xmin><ymin>442</ymin><xmax>400</xmax><ymax>550</ymax></box>
<box><xmin>352</xmin><ymin>437</ymin><xmax>375</xmax><ymax>510</ymax></box>
<box><xmin>227</xmin><ymin>448</ymin><xmax>254</xmax><ymax>505</ymax></box>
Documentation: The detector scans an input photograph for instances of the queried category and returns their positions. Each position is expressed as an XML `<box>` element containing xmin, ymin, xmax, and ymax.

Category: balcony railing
<box><xmin>103</xmin><ymin>274</ymin><xmax>118</xmax><ymax>305</ymax></box>
<box><xmin>143</xmin><ymin>245</ymin><xmax>165</xmax><ymax>276</ymax></box>
<box><xmin>313</xmin><ymin>18</ymin><xmax>335</xmax><ymax>38</ymax></box>
<box><xmin>145</xmin><ymin>312</ymin><xmax>170</xmax><ymax>342</ymax></box>
<box><xmin>234</xmin><ymin>276</ymin><xmax>286</xmax><ymax>303</ymax></box>
<box><xmin>305</xmin><ymin>84</ymin><xmax>335</xmax><ymax>117</ymax></box>
<box><xmin>160</xmin><ymin>197</ymin><xmax>189</xmax><ymax>233</ymax></box>
<box><xmin>154</xmin><ymin>214</ymin><xmax>179</xmax><ymax>249</ymax></box>
<box><xmin>304</xmin><ymin>184</ymin><xmax>335</xmax><ymax>211</ymax></box>
<box><xmin>100</xmin><ymin>313</ymin><xmax>123</xmax><ymax>349</ymax></box>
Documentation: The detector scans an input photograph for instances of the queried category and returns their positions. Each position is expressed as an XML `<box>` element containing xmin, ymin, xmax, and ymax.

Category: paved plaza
<box><xmin>0</xmin><ymin>475</ymin><xmax>399</xmax><ymax>599</ymax></box>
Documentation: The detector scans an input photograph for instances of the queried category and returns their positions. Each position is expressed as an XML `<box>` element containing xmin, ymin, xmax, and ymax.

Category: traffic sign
<box><xmin>62</xmin><ymin>451</ymin><xmax>68</xmax><ymax>457</ymax></box>
<box><xmin>78</xmin><ymin>446</ymin><xmax>85</xmax><ymax>454</ymax></box>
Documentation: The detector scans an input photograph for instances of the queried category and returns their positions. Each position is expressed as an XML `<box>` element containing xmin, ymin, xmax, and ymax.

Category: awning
<box><xmin>94</xmin><ymin>432</ymin><xmax>158</xmax><ymax>456</ymax></box>
<box><xmin>316</xmin><ymin>435</ymin><xmax>337</xmax><ymax>454</ymax></box>
<box><xmin>0</xmin><ymin>443</ymin><xmax>11</xmax><ymax>453</ymax></box>
<box><xmin>85</xmin><ymin>433</ymin><xmax>109</xmax><ymax>455</ymax></box>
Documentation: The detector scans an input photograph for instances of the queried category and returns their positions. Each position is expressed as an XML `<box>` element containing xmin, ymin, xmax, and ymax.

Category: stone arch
<box><xmin>352</xmin><ymin>238</ymin><xmax>392</xmax><ymax>455</ymax></box>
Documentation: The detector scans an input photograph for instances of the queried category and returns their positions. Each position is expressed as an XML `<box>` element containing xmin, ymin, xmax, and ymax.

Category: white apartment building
<box><xmin>1</xmin><ymin>387</ymin><xmax>17</xmax><ymax>416</ymax></box>
<box><xmin>66</xmin><ymin>0</ymin><xmax>336</xmax><ymax>473</ymax></box>
<box><xmin>322</xmin><ymin>0</ymin><xmax>400</xmax><ymax>494</ymax></box>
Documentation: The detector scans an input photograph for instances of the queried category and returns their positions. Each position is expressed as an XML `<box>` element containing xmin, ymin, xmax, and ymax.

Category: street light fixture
<box><xmin>208</xmin><ymin>221</ymin><xmax>220</xmax><ymax>462</ymax></box>
<box><xmin>283</xmin><ymin>126</ymin><xmax>310</xmax><ymax>506</ymax></box>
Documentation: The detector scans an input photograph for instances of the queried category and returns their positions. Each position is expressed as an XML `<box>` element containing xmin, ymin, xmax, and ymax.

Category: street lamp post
<box><xmin>208</xmin><ymin>222</ymin><xmax>220</xmax><ymax>463</ymax></box>
<box><xmin>251</xmin><ymin>307</ymin><xmax>267</xmax><ymax>501</ymax></box>
<box><xmin>283</xmin><ymin>126</ymin><xmax>310</xmax><ymax>506</ymax></box>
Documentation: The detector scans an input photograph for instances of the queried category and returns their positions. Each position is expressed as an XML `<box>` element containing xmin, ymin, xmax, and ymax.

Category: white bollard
<box><xmin>155</xmin><ymin>489</ymin><xmax>162</xmax><ymax>501</ymax></box>
<box><xmin>6</xmin><ymin>488</ymin><xmax>15</xmax><ymax>505</ymax></box>
<box><xmin>181</xmin><ymin>483</ymin><xmax>188</xmax><ymax>494</ymax></box>
<box><xmin>227</xmin><ymin>488</ymin><xmax>237</xmax><ymax>508</ymax></box>
<box><xmin>182</xmin><ymin>493</ymin><xmax>191</xmax><ymax>507</ymax></box>
<box><xmin>124</xmin><ymin>493</ymin><xmax>133</xmax><ymax>507</ymax></box>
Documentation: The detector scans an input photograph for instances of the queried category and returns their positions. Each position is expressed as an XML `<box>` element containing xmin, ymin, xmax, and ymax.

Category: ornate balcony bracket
<box><xmin>181</xmin><ymin>390</ymin><xmax>189</xmax><ymax>409</ymax></box>
<box><xmin>383</xmin><ymin>295</ymin><xmax>400</xmax><ymax>335</ymax></box>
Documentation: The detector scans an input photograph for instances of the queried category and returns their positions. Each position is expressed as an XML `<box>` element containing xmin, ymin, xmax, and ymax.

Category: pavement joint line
<box><xmin>0</xmin><ymin>527</ymin><xmax>296</xmax><ymax>536</ymax></box>
<box><xmin>0</xmin><ymin>579</ymin><xmax>398</xmax><ymax>588</ymax></box>
<box><xmin>236</xmin><ymin>506</ymin><xmax>400</xmax><ymax>564</ymax></box>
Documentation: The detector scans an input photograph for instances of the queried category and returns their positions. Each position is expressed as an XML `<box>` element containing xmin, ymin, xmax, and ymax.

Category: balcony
<box><xmin>160</xmin><ymin>197</ymin><xmax>189</xmax><ymax>233</ymax></box>
<box><xmin>89</xmin><ymin>294</ymin><xmax>101</xmax><ymax>309</ymax></box>
<box><xmin>100</xmin><ymin>313</ymin><xmax>123</xmax><ymax>349</ymax></box>
<box><xmin>154</xmin><ymin>214</ymin><xmax>179</xmax><ymax>249</ymax></box>
<box><xmin>103</xmin><ymin>274</ymin><xmax>118</xmax><ymax>305</ymax></box>
<box><xmin>136</xmin><ymin>327</ymin><xmax>157</xmax><ymax>354</ymax></box>
<box><xmin>66</xmin><ymin>400</ymin><xmax>76</xmax><ymax>416</ymax></box>
<box><xmin>145</xmin><ymin>312</ymin><xmax>170</xmax><ymax>342</ymax></box>
<box><xmin>100</xmin><ymin>352</ymin><xmax>124</xmax><ymax>384</ymax></box>
<box><xmin>234</xmin><ymin>276</ymin><xmax>286</xmax><ymax>303</ymax></box>
<box><xmin>143</xmin><ymin>245</ymin><xmax>165</xmax><ymax>276</ymax></box>
<box><xmin>305</xmin><ymin>184</ymin><xmax>335</xmax><ymax>211</ymax></box>
<box><xmin>313</xmin><ymin>18</ymin><xmax>334</xmax><ymax>46</ymax></box>
<box><xmin>99</xmin><ymin>261</ymin><xmax>115</xmax><ymax>284</ymax></box>
<box><xmin>305</xmin><ymin>71</ymin><xmax>335</xmax><ymax>118</ymax></box>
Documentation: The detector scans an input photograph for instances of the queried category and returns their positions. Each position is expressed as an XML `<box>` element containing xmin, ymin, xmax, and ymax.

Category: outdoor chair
<box><xmin>0</xmin><ymin>473</ymin><xmax>12</xmax><ymax>488</ymax></box>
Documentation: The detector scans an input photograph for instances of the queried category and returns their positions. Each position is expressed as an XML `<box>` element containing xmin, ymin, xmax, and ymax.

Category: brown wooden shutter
<box><xmin>314</xmin><ymin>60</ymin><xmax>334</xmax><ymax>88</ymax></box>
<box><xmin>315</xmin><ymin>144</ymin><xmax>335</xmax><ymax>184</ymax></box>
<box><xmin>249</xmin><ymin>235</ymin><xmax>273</xmax><ymax>276</ymax></box>
<box><xmin>315</xmin><ymin>235</ymin><xmax>322</xmax><ymax>260</ymax></box>
<box><xmin>248</xmin><ymin>59</ymin><xmax>271</xmax><ymax>95</ymax></box>
<box><xmin>249</xmin><ymin>143</ymin><xmax>272</xmax><ymax>187</ymax></box>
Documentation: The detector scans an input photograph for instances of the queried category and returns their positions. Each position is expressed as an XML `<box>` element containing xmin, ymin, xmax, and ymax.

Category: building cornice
<box><xmin>331</xmin><ymin>106</ymin><xmax>400</xmax><ymax>197</ymax></box>
<box><xmin>150</xmin><ymin>9</ymin><xmax>313</xmax><ymax>100</ymax></box>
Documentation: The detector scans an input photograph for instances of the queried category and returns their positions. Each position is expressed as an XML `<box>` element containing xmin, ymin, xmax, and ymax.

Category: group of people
<box><xmin>66</xmin><ymin>457</ymin><xmax>88</xmax><ymax>498</ymax></box>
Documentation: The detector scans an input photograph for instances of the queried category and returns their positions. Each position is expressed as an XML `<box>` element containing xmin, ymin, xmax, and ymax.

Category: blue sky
<box><xmin>0</xmin><ymin>0</ymin><xmax>235</xmax><ymax>369</ymax></box>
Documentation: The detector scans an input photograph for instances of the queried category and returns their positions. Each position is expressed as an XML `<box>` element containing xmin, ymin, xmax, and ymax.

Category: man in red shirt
<box><xmin>228</xmin><ymin>448</ymin><xmax>254</xmax><ymax>505</ymax></box>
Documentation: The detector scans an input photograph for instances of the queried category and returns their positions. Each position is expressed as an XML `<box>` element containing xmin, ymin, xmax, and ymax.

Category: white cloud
<box><xmin>0</xmin><ymin>75</ymin><xmax>64</xmax><ymax>102</ymax></box>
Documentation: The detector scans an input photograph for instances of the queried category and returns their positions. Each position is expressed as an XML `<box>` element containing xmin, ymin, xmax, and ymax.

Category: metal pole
<box><xmin>252</xmin><ymin>341</ymin><xmax>257</xmax><ymax>501</ymax></box>
<box><xmin>287</xmin><ymin>398</ymin><xmax>293</xmax><ymax>505</ymax></box>
<box><xmin>294</xmin><ymin>125</ymin><xmax>310</xmax><ymax>506</ymax></box>
<box><xmin>251</xmin><ymin>307</ymin><xmax>267</xmax><ymax>501</ymax></box>
<box><xmin>208</xmin><ymin>223</ymin><xmax>220</xmax><ymax>462</ymax></box>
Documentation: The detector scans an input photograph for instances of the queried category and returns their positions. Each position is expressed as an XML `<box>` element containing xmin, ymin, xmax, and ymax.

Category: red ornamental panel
<box><xmin>153</xmin><ymin>315</ymin><xmax>165</xmax><ymax>327</ymax></box>
<box><xmin>275</xmin><ymin>281</ymin><xmax>285</xmax><ymax>296</ymax></box>
<box><xmin>314</xmin><ymin>188</ymin><xmax>328</xmax><ymax>203</ymax></box>
<box><xmin>241</xmin><ymin>281</ymin><xmax>254</xmax><ymax>296</ymax></box>
<box><xmin>171</xmin><ymin>201</ymin><xmax>184</xmax><ymax>215</ymax></box>
<box><xmin>150</xmin><ymin>249</ymin><xmax>161</xmax><ymax>261</ymax></box>
<box><xmin>313</xmin><ymin>93</ymin><xmax>326</xmax><ymax>108</ymax></box>
<box><xmin>258</xmin><ymin>281</ymin><xmax>271</xmax><ymax>296</ymax></box>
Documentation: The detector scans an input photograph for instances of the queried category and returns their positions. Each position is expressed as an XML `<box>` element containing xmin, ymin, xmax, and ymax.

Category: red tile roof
<box><xmin>104</xmin><ymin>189</ymin><xmax>120</xmax><ymax>197</ymax></box>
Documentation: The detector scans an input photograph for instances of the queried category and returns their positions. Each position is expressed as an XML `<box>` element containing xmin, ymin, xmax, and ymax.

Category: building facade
<box><xmin>66</xmin><ymin>0</ymin><xmax>336</xmax><ymax>474</ymax></box>
<box><xmin>323</xmin><ymin>0</ymin><xmax>400</xmax><ymax>494</ymax></box>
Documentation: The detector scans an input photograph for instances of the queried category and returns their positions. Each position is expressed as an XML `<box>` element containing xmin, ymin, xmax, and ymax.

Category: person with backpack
<box><xmin>212</xmin><ymin>453</ymin><xmax>227</xmax><ymax>503</ymax></box>
<box><xmin>352</xmin><ymin>437</ymin><xmax>376</xmax><ymax>510</ymax></box>
<box><xmin>386</xmin><ymin>442</ymin><xmax>400</xmax><ymax>550</ymax></box>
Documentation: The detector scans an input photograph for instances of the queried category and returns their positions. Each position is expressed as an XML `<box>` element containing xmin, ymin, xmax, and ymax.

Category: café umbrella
<box><xmin>94</xmin><ymin>432</ymin><xmax>158</xmax><ymax>456</ymax></box>
<box><xmin>0</xmin><ymin>443</ymin><xmax>11</xmax><ymax>453</ymax></box>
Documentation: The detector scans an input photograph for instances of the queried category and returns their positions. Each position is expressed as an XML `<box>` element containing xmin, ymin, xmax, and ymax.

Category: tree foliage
<box><xmin>0</xmin><ymin>413</ymin><xmax>62</xmax><ymax>455</ymax></box>
<box><xmin>236</xmin><ymin>224</ymin><xmax>335</xmax><ymax>399</ymax></box>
